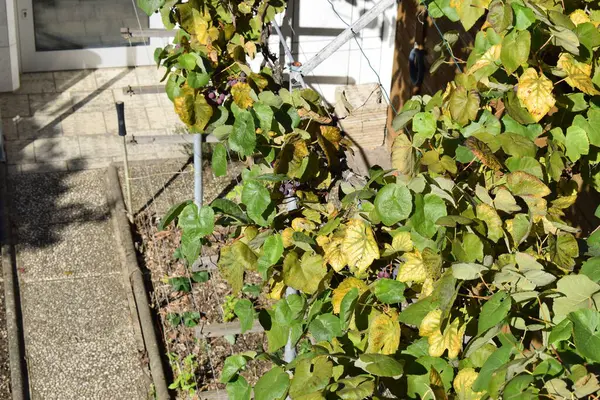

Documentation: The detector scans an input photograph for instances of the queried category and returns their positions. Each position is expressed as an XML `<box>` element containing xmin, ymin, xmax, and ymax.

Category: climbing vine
<box><xmin>142</xmin><ymin>0</ymin><xmax>600</xmax><ymax>398</ymax></box>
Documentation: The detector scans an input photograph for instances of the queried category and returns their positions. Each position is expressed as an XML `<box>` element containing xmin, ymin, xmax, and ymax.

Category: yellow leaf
<box><xmin>445</xmin><ymin>318</ymin><xmax>466</xmax><ymax>359</ymax></box>
<box><xmin>428</xmin><ymin>331</ymin><xmax>447</xmax><ymax>357</ymax></box>
<box><xmin>397</xmin><ymin>250</ymin><xmax>427</xmax><ymax>283</ymax></box>
<box><xmin>332</xmin><ymin>277</ymin><xmax>368</xmax><ymax>314</ymax></box>
<box><xmin>282</xmin><ymin>227</ymin><xmax>295</xmax><ymax>248</ymax></box>
<box><xmin>419</xmin><ymin>309</ymin><xmax>442</xmax><ymax>337</ymax></box>
<box><xmin>454</xmin><ymin>368</ymin><xmax>485</xmax><ymax>400</ymax></box>
<box><xmin>231</xmin><ymin>82</ymin><xmax>254</xmax><ymax>109</ymax></box>
<box><xmin>292</xmin><ymin>218</ymin><xmax>316</xmax><ymax>232</ymax></box>
<box><xmin>391</xmin><ymin>133</ymin><xmax>415</xmax><ymax>176</ymax></box>
<box><xmin>316</xmin><ymin>235</ymin><xmax>330</xmax><ymax>248</ymax></box>
<box><xmin>421</xmin><ymin>277</ymin><xmax>435</xmax><ymax>297</ymax></box>
<box><xmin>517</xmin><ymin>68</ymin><xmax>555</xmax><ymax>122</ymax></box>
<box><xmin>267</xmin><ymin>277</ymin><xmax>286</xmax><ymax>300</ymax></box>
<box><xmin>324</xmin><ymin>236</ymin><xmax>347</xmax><ymax>272</ymax></box>
<box><xmin>174</xmin><ymin>87</ymin><xmax>195</xmax><ymax>126</ymax></box>
<box><xmin>476</xmin><ymin>203</ymin><xmax>504</xmax><ymax>243</ymax></box>
<box><xmin>320</xmin><ymin>126</ymin><xmax>342</xmax><ymax>150</ymax></box>
<box><xmin>367</xmin><ymin>311</ymin><xmax>400</xmax><ymax>355</ymax></box>
<box><xmin>467</xmin><ymin>44</ymin><xmax>501</xmax><ymax>75</ymax></box>
<box><xmin>557</xmin><ymin>53</ymin><xmax>600</xmax><ymax>95</ymax></box>
<box><xmin>342</xmin><ymin>219</ymin><xmax>379</xmax><ymax>273</ymax></box>
<box><xmin>570</xmin><ymin>9</ymin><xmax>590</xmax><ymax>25</ymax></box>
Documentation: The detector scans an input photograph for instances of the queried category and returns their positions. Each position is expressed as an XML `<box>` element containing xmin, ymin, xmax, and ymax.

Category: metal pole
<box><xmin>193</xmin><ymin>134</ymin><xmax>202</xmax><ymax>207</ymax></box>
<box><xmin>283</xmin><ymin>197</ymin><xmax>298</xmax><ymax>363</ymax></box>
<box><xmin>271</xmin><ymin>20</ymin><xmax>306</xmax><ymax>89</ymax></box>
<box><xmin>299</xmin><ymin>0</ymin><xmax>395</xmax><ymax>76</ymax></box>
<box><xmin>116</xmin><ymin>101</ymin><xmax>133</xmax><ymax>219</ymax></box>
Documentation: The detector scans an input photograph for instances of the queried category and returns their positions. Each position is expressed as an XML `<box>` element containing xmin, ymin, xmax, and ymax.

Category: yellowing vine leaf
<box><xmin>419</xmin><ymin>309</ymin><xmax>442</xmax><ymax>337</ymax></box>
<box><xmin>476</xmin><ymin>203</ymin><xmax>504</xmax><ymax>243</ymax></box>
<box><xmin>332</xmin><ymin>277</ymin><xmax>368</xmax><ymax>314</ymax></box>
<box><xmin>397</xmin><ymin>250</ymin><xmax>427</xmax><ymax>283</ymax></box>
<box><xmin>367</xmin><ymin>311</ymin><xmax>400</xmax><ymax>355</ymax></box>
<box><xmin>419</xmin><ymin>310</ymin><xmax>465</xmax><ymax>358</ymax></box>
<box><xmin>454</xmin><ymin>368</ymin><xmax>484</xmax><ymax>400</ymax></box>
<box><xmin>517</xmin><ymin>68</ymin><xmax>555</xmax><ymax>122</ymax></box>
<box><xmin>282</xmin><ymin>227</ymin><xmax>294</xmax><ymax>248</ymax></box>
<box><xmin>468</xmin><ymin>44</ymin><xmax>501</xmax><ymax>76</ymax></box>
<box><xmin>391</xmin><ymin>133</ymin><xmax>415</xmax><ymax>176</ymax></box>
<box><xmin>465</xmin><ymin>137</ymin><xmax>502</xmax><ymax>171</ymax></box>
<box><xmin>557</xmin><ymin>53</ymin><xmax>600</xmax><ymax>95</ymax></box>
<box><xmin>570</xmin><ymin>9</ymin><xmax>590</xmax><ymax>25</ymax></box>
<box><xmin>342</xmin><ymin>219</ymin><xmax>379</xmax><ymax>274</ymax></box>
<box><xmin>324</xmin><ymin>236</ymin><xmax>347</xmax><ymax>272</ymax></box>
<box><xmin>291</xmin><ymin>218</ymin><xmax>316</xmax><ymax>232</ymax></box>
<box><xmin>231</xmin><ymin>82</ymin><xmax>255</xmax><ymax>109</ymax></box>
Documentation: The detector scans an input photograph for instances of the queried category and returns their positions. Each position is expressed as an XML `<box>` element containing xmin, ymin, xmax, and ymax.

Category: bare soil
<box><xmin>126</xmin><ymin>157</ymin><xmax>272</xmax><ymax>398</ymax></box>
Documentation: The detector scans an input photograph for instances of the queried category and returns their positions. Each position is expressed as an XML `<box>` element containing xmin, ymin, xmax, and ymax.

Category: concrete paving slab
<box><xmin>34</xmin><ymin>136</ymin><xmax>81</xmax><ymax>162</ymax></box>
<box><xmin>113</xmin><ymin>89</ymin><xmax>160</xmax><ymax>109</ymax></box>
<box><xmin>16</xmin><ymin>73</ymin><xmax>56</xmax><ymax>94</ymax></box>
<box><xmin>1</xmin><ymin>117</ymin><xmax>18</xmax><ymax>140</ymax></box>
<box><xmin>17</xmin><ymin>114</ymin><xmax>62</xmax><ymax>139</ymax></box>
<box><xmin>8</xmin><ymin>170</ymin><xmax>109</xmax><ymax>225</ymax></box>
<box><xmin>53</xmin><ymin>70</ymin><xmax>98</xmax><ymax>92</ymax></box>
<box><xmin>5</xmin><ymin>140</ymin><xmax>35</xmax><ymax>165</ymax></box>
<box><xmin>104</xmin><ymin>108</ymin><xmax>151</xmax><ymax>133</ymax></box>
<box><xmin>71</xmin><ymin>90</ymin><xmax>115</xmax><ymax>113</ymax></box>
<box><xmin>15</xmin><ymin>220</ymin><xmax>120</xmax><ymax>282</ymax></box>
<box><xmin>61</xmin><ymin>111</ymin><xmax>107</xmax><ymax>135</ymax></box>
<box><xmin>29</xmin><ymin>93</ymin><xmax>72</xmax><ymax>116</ymax></box>
<box><xmin>20</xmin><ymin>275</ymin><xmax>131</xmax><ymax>344</ymax></box>
<box><xmin>93</xmin><ymin>67</ymin><xmax>137</xmax><ymax>90</ymax></box>
<box><xmin>0</xmin><ymin>94</ymin><xmax>30</xmax><ymax>118</ymax></box>
<box><xmin>26</xmin><ymin>333</ymin><xmax>148</xmax><ymax>400</ymax></box>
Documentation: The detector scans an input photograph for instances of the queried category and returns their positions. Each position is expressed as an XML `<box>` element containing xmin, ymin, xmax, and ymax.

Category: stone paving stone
<box><xmin>113</xmin><ymin>89</ymin><xmax>160</xmax><ymax>109</ymax></box>
<box><xmin>61</xmin><ymin>111</ymin><xmax>107</xmax><ymax>135</ymax></box>
<box><xmin>103</xmin><ymin>108</ymin><xmax>151</xmax><ymax>133</ymax></box>
<box><xmin>67</xmin><ymin>157</ymin><xmax>112</xmax><ymax>171</ymax></box>
<box><xmin>26</xmin><ymin>329</ymin><xmax>148</xmax><ymax>400</ymax></box>
<box><xmin>8</xmin><ymin>169</ymin><xmax>109</xmax><ymax>225</ymax></box>
<box><xmin>16</xmin><ymin>114</ymin><xmax>62</xmax><ymax>139</ymax></box>
<box><xmin>34</xmin><ymin>136</ymin><xmax>81</xmax><ymax>162</ymax></box>
<box><xmin>5</xmin><ymin>140</ymin><xmax>35</xmax><ymax>165</ymax></box>
<box><xmin>16</xmin><ymin>72</ymin><xmax>56</xmax><ymax>94</ymax></box>
<box><xmin>78</xmin><ymin>135</ymin><xmax>121</xmax><ymax>158</ymax></box>
<box><xmin>0</xmin><ymin>94</ymin><xmax>30</xmax><ymax>117</ymax></box>
<box><xmin>53</xmin><ymin>70</ymin><xmax>97</xmax><ymax>92</ymax></box>
<box><xmin>145</xmin><ymin>106</ymin><xmax>184</xmax><ymax>130</ymax></box>
<box><xmin>1</xmin><ymin>117</ymin><xmax>18</xmax><ymax>140</ymax></box>
<box><xmin>20</xmin><ymin>275</ymin><xmax>129</xmax><ymax>342</ymax></box>
<box><xmin>71</xmin><ymin>90</ymin><xmax>115</xmax><ymax>113</ymax></box>
<box><xmin>93</xmin><ymin>67</ymin><xmax>137</xmax><ymax>90</ymax></box>
<box><xmin>29</xmin><ymin>92</ymin><xmax>72</xmax><ymax>115</ymax></box>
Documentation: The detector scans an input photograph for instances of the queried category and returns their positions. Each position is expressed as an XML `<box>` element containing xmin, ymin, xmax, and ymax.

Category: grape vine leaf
<box><xmin>342</xmin><ymin>219</ymin><xmax>380</xmax><ymax>273</ymax></box>
<box><xmin>557</xmin><ymin>53</ymin><xmax>600</xmax><ymax>95</ymax></box>
<box><xmin>219</xmin><ymin>241</ymin><xmax>257</xmax><ymax>294</ymax></box>
<box><xmin>241</xmin><ymin>180</ymin><xmax>271</xmax><ymax>226</ymax></box>
<box><xmin>332</xmin><ymin>277</ymin><xmax>368</xmax><ymax>314</ymax></box>
<box><xmin>478</xmin><ymin>291</ymin><xmax>511</xmax><ymax>334</ymax></box>
<box><xmin>282</xmin><ymin>251</ymin><xmax>327</xmax><ymax>294</ymax></box>
<box><xmin>517</xmin><ymin>68</ymin><xmax>555</xmax><ymax>122</ymax></box>
<box><xmin>367</xmin><ymin>311</ymin><xmax>401</xmax><ymax>355</ymax></box>
<box><xmin>254</xmin><ymin>366</ymin><xmax>290</xmax><ymax>400</ymax></box>
<box><xmin>289</xmin><ymin>356</ymin><xmax>333</xmax><ymax>398</ymax></box>
<box><xmin>374</xmin><ymin>183</ymin><xmax>413</xmax><ymax>226</ymax></box>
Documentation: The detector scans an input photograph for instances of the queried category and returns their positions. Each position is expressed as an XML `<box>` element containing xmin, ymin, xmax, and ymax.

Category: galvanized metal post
<box><xmin>193</xmin><ymin>134</ymin><xmax>203</xmax><ymax>208</ymax></box>
<box><xmin>116</xmin><ymin>101</ymin><xmax>133</xmax><ymax>220</ymax></box>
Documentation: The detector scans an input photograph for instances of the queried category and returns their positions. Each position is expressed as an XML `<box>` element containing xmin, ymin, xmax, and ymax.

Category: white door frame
<box><xmin>17</xmin><ymin>0</ymin><xmax>166</xmax><ymax>72</ymax></box>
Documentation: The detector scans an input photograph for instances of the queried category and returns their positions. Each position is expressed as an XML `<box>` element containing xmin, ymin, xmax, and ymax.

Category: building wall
<box><xmin>0</xmin><ymin>0</ymin><xmax>20</xmax><ymax>92</ymax></box>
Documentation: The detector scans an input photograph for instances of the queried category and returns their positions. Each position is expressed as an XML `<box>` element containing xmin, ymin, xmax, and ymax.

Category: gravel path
<box><xmin>0</xmin><ymin>273</ymin><xmax>10</xmax><ymax>399</ymax></box>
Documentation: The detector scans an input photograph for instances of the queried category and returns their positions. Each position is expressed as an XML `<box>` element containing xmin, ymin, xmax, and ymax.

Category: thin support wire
<box><xmin>425</xmin><ymin>0</ymin><xmax>463</xmax><ymax>73</ymax></box>
<box><xmin>325</xmin><ymin>0</ymin><xmax>398</xmax><ymax>114</ymax></box>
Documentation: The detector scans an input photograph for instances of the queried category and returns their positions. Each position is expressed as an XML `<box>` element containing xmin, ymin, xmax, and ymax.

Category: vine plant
<box><xmin>142</xmin><ymin>0</ymin><xmax>600</xmax><ymax>398</ymax></box>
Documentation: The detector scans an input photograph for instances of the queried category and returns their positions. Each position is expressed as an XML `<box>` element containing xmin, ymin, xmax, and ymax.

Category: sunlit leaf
<box><xmin>557</xmin><ymin>53</ymin><xmax>600</xmax><ymax>95</ymax></box>
<box><xmin>332</xmin><ymin>277</ymin><xmax>368</xmax><ymax>314</ymax></box>
<box><xmin>517</xmin><ymin>68</ymin><xmax>555</xmax><ymax>122</ymax></box>
<box><xmin>342</xmin><ymin>219</ymin><xmax>380</xmax><ymax>274</ymax></box>
<box><xmin>367</xmin><ymin>311</ymin><xmax>401</xmax><ymax>355</ymax></box>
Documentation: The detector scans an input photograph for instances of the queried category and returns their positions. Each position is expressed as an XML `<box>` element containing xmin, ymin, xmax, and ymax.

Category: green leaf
<box><xmin>137</xmin><ymin>0</ymin><xmax>165</xmax><ymax>16</ymax></box>
<box><xmin>191</xmin><ymin>271</ymin><xmax>209</xmax><ymax>283</ymax></box>
<box><xmin>399</xmin><ymin>297</ymin><xmax>439</xmax><ymax>325</ymax></box>
<box><xmin>340</xmin><ymin>287</ymin><xmax>359</xmax><ymax>330</ymax></box>
<box><xmin>392</xmin><ymin>108</ymin><xmax>419</xmax><ymax>130</ymax></box>
<box><xmin>553</xmin><ymin>274</ymin><xmax>600</xmax><ymax>319</ymax></box>
<box><xmin>476</xmin><ymin>203</ymin><xmax>503</xmax><ymax>243</ymax></box>
<box><xmin>507</xmin><ymin>171</ymin><xmax>551</xmax><ymax>198</ymax></box>
<box><xmin>566</xmin><ymin>125</ymin><xmax>589</xmax><ymax>162</ymax></box>
<box><xmin>452</xmin><ymin>233</ymin><xmax>484</xmax><ymax>263</ymax></box>
<box><xmin>472</xmin><ymin>345</ymin><xmax>512</xmax><ymax>391</ymax></box>
<box><xmin>335</xmin><ymin>376</ymin><xmax>375</xmax><ymax>400</ymax></box>
<box><xmin>253</xmin><ymin>102</ymin><xmax>274</xmax><ymax>132</ymax></box>
<box><xmin>309</xmin><ymin>313</ymin><xmax>343</xmax><ymax>342</ymax></box>
<box><xmin>511</xmin><ymin>2</ymin><xmax>535</xmax><ymax>30</ymax></box>
<box><xmin>503</xmin><ymin>375</ymin><xmax>535</xmax><ymax>399</ymax></box>
<box><xmin>452</xmin><ymin>263</ymin><xmax>488</xmax><ymax>280</ymax></box>
<box><xmin>587</xmin><ymin>109</ymin><xmax>600</xmax><ymax>147</ymax></box>
<box><xmin>548</xmin><ymin>318</ymin><xmax>573</xmax><ymax>345</ymax></box>
<box><xmin>211</xmin><ymin>198</ymin><xmax>248</xmax><ymax>222</ymax></box>
<box><xmin>229</xmin><ymin>110</ymin><xmax>256</xmax><ymax>157</ymax></box>
<box><xmin>499</xmin><ymin>132</ymin><xmax>536</xmax><ymax>158</ymax></box>
<box><xmin>501</xmin><ymin>30</ymin><xmax>530</xmax><ymax>74</ymax></box>
<box><xmin>550</xmin><ymin>233</ymin><xmax>579</xmax><ymax>270</ymax></box>
<box><xmin>478</xmin><ymin>291</ymin><xmax>511</xmax><ymax>334</ymax></box>
<box><xmin>412</xmin><ymin>112</ymin><xmax>437</xmax><ymax>145</ymax></box>
<box><xmin>219</xmin><ymin>241</ymin><xmax>257</xmax><ymax>294</ymax></box>
<box><xmin>212</xmin><ymin>143</ymin><xmax>227</xmax><ymax>177</ymax></box>
<box><xmin>372</xmin><ymin>279</ymin><xmax>406</xmax><ymax>304</ymax></box>
<box><xmin>242</xmin><ymin>180</ymin><xmax>271</xmax><ymax>226</ymax></box>
<box><xmin>582</xmin><ymin>257</ymin><xmax>600</xmax><ymax>282</ymax></box>
<box><xmin>283</xmin><ymin>251</ymin><xmax>327</xmax><ymax>294</ymax></box>
<box><xmin>254</xmin><ymin>366</ymin><xmax>290</xmax><ymax>400</ymax></box>
<box><xmin>449</xmin><ymin>87</ymin><xmax>479</xmax><ymax>126</ymax></box>
<box><xmin>159</xmin><ymin>200</ymin><xmax>192</xmax><ymax>231</ymax></box>
<box><xmin>487</xmin><ymin>0</ymin><xmax>513</xmax><ymax>33</ymax></box>
<box><xmin>355</xmin><ymin>354</ymin><xmax>403</xmax><ymax>377</ymax></box>
<box><xmin>411</xmin><ymin>193</ymin><xmax>447</xmax><ymax>239</ymax></box>
<box><xmin>289</xmin><ymin>356</ymin><xmax>333</xmax><ymax>398</ymax></box>
<box><xmin>221</xmin><ymin>355</ymin><xmax>247</xmax><ymax>383</ymax></box>
<box><xmin>168</xmin><ymin>277</ymin><xmax>191</xmax><ymax>292</ymax></box>
<box><xmin>374</xmin><ymin>183</ymin><xmax>413</xmax><ymax>226</ymax></box>
<box><xmin>505</xmin><ymin>156</ymin><xmax>543</xmax><ymax>179</ymax></box>
<box><xmin>234</xmin><ymin>299</ymin><xmax>255</xmax><ymax>334</ymax></box>
<box><xmin>178</xmin><ymin>203</ymin><xmax>215</xmax><ymax>239</ymax></box>
<box><xmin>257</xmin><ymin>234</ymin><xmax>284</xmax><ymax>279</ymax></box>
<box><xmin>227</xmin><ymin>376</ymin><xmax>252</xmax><ymax>400</ymax></box>
<box><xmin>568</xmin><ymin>309</ymin><xmax>600</xmax><ymax>363</ymax></box>
<box><xmin>187</xmin><ymin>71</ymin><xmax>210</xmax><ymax>88</ymax></box>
